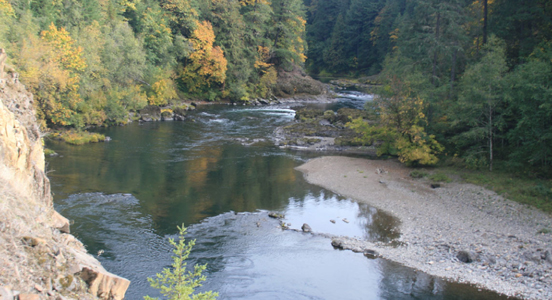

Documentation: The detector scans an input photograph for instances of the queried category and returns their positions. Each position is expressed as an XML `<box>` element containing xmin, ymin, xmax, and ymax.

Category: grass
<box><xmin>44</xmin><ymin>148</ymin><xmax>57</xmax><ymax>156</ymax></box>
<box><xmin>50</xmin><ymin>130</ymin><xmax>105</xmax><ymax>145</ymax></box>
<box><xmin>428</xmin><ymin>173</ymin><xmax>452</xmax><ymax>183</ymax></box>
<box><xmin>442</xmin><ymin>166</ymin><xmax>552</xmax><ymax>213</ymax></box>
<box><xmin>410</xmin><ymin>170</ymin><xmax>428</xmax><ymax>179</ymax></box>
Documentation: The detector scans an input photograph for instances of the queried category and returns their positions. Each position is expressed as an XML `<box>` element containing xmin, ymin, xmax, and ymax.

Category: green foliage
<box><xmin>144</xmin><ymin>225</ymin><xmax>218</xmax><ymax>300</ymax></box>
<box><xmin>459</xmin><ymin>168</ymin><xmax>552</xmax><ymax>213</ymax></box>
<box><xmin>5</xmin><ymin>0</ymin><xmax>310</xmax><ymax>129</ymax></box>
<box><xmin>453</xmin><ymin>36</ymin><xmax>508</xmax><ymax>171</ymax></box>
<box><xmin>428</xmin><ymin>173</ymin><xmax>451</xmax><ymax>183</ymax></box>
<box><xmin>348</xmin><ymin>73</ymin><xmax>443</xmax><ymax>166</ymax></box>
<box><xmin>409</xmin><ymin>170</ymin><xmax>428</xmax><ymax>179</ymax></box>
<box><xmin>51</xmin><ymin>130</ymin><xmax>106</xmax><ymax>145</ymax></box>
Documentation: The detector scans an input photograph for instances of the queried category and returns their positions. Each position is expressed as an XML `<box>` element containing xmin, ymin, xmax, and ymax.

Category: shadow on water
<box><xmin>47</xmin><ymin>93</ymin><xmax>514</xmax><ymax>300</ymax></box>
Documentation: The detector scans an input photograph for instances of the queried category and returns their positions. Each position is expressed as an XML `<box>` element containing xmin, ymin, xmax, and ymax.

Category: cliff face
<box><xmin>0</xmin><ymin>50</ymin><xmax>130</xmax><ymax>300</ymax></box>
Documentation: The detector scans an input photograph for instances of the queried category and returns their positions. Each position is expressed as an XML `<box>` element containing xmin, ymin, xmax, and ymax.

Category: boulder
<box><xmin>331</xmin><ymin>238</ymin><xmax>345</xmax><ymax>249</ymax></box>
<box><xmin>456</xmin><ymin>250</ymin><xmax>478</xmax><ymax>263</ymax></box>
<box><xmin>139</xmin><ymin>105</ymin><xmax>161</xmax><ymax>122</ymax></box>
<box><xmin>173</xmin><ymin>107</ymin><xmax>188</xmax><ymax>121</ymax></box>
<box><xmin>161</xmin><ymin>111</ymin><xmax>173</xmax><ymax>121</ymax></box>
<box><xmin>51</xmin><ymin>211</ymin><xmax>70</xmax><ymax>233</ymax></box>
<box><xmin>79</xmin><ymin>268</ymin><xmax>130</xmax><ymax>300</ymax></box>
<box><xmin>364</xmin><ymin>250</ymin><xmax>379</xmax><ymax>259</ymax></box>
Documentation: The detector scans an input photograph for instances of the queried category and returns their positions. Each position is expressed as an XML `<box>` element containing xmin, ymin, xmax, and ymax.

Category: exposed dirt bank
<box><xmin>296</xmin><ymin>156</ymin><xmax>552</xmax><ymax>300</ymax></box>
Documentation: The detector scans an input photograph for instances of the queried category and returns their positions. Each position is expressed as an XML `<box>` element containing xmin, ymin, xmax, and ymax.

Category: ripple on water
<box><xmin>56</xmin><ymin>194</ymin><xmax>510</xmax><ymax>300</ymax></box>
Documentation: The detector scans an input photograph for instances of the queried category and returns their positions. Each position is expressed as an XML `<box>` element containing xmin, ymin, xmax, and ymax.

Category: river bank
<box><xmin>296</xmin><ymin>156</ymin><xmax>552</xmax><ymax>300</ymax></box>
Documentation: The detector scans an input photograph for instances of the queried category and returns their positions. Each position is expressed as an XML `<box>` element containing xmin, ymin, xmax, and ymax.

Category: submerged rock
<box><xmin>301</xmin><ymin>223</ymin><xmax>312</xmax><ymax>233</ymax></box>
<box><xmin>268</xmin><ymin>212</ymin><xmax>285</xmax><ymax>219</ymax></box>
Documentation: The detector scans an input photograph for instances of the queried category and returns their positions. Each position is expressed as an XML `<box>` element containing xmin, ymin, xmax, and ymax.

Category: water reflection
<box><xmin>47</xmin><ymin>96</ymin><xmax>511</xmax><ymax>299</ymax></box>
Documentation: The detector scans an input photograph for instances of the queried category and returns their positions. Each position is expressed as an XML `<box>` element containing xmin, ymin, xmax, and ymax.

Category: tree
<box><xmin>180</xmin><ymin>20</ymin><xmax>227</xmax><ymax>99</ymax></box>
<box><xmin>349</xmin><ymin>70</ymin><xmax>443</xmax><ymax>166</ymax></box>
<box><xmin>454</xmin><ymin>36</ymin><xmax>508</xmax><ymax>171</ymax></box>
<box><xmin>506</xmin><ymin>42</ymin><xmax>552</xmax><ymax>169</ymax></box>
<box><xmin>270</xmin><ymin>0</ymin><xmax>307</xmax><ymax>69</ymax></box>
<box><xmin>144</xmin><ymin>225</ymin><xmax>218</xmax><ymax>300</ymax></box>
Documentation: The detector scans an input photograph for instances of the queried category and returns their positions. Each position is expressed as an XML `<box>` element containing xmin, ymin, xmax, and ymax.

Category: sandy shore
<box><xmin>296</xmin><ymin>156</ymin><xmax>552</xmax><ymax>300</ymax></box>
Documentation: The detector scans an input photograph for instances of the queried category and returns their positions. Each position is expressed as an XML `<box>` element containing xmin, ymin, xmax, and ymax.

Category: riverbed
<box><xmin>46</xmin><ymin>92</ymin><xmax>513</xmax><ymax>299</ymax></box>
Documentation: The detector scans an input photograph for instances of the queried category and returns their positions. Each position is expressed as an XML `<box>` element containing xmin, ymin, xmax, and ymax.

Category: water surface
<box><xmin>47</xmin><ymin>92</ymin><xmax>511</xmax><ymax>299</ymax></box>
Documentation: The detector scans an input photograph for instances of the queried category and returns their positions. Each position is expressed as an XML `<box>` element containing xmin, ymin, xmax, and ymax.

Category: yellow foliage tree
<box><xmin>348</xmin><ymin>76</ymin><xmax>443</xmax><ymax>166</ymax></box>
<box><xmin>180</xmin><ymin>21</ymin><xmax>227</xmax><ymax>97</ymax></box>
<box><xmin>19</xmin><ymin>23</ymin><xmax>88</xmax><ymax>127</ymax></box>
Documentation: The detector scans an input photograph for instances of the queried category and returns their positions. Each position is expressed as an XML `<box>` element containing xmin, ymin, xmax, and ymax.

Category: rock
<box><xmin>342</xmin><ymin>218</ymin><xmax>349</xmax><ymax>223</ymax></box>
<box><xmin>139</xmin><ymin>105</ymin><xmax>161</xmax><ymax>122</ymax></box>
<box><xmin>319</xmin><ymin>119</ymin><xmax>331</xmax><ymax>126</ymax></box>
<box><xmin>301</xmin><ymin>223</ymin><xmax>312</xmax><ymax>233</ymax></box>
<box><xmin>330</xmin><ymin>219</ymin><xmax>336</xmax><ymax>224</ymax></box>
<box><xmin>161</xmin><ymin>110</ymin><xmax>173</xmax><ymax>121</ymax></box>
<box><xmin>331</xmin><ymin>238</ymin><xmax>344</xmax><ymax>249</ymax></box>
<box><xmin>364</xmin><ymin>250</ymin><xmax>379</xmax><ymax>259</ymax></box>
<box><xmin>457</xmin><ymin>250</ymin><xmax>478</xmax><ymax>263</ymax></box>
<box><xmin>79</xmin><ymin>267</ymin><xmax>130</xmax><ymax>300</ymax></box>
<box><xmin>173</xmin><ymin>107</ymin><xmax>187</xmax><ymax>121</ymax></box>
<box><xmin>268</xmin><ymin>212</ymin><xmax>284</xmax><ymax>219</ymax></box>
<box><xmin>431</xmin><ymin>183</ymin><xmax>441</xmax><ymax>189</ymax></box>
<box><xmin>51</xmin><ymin>211</ymin><xmax>70</xmax><ymax>233</ymax></box>
<box><xmin>0</xmin><ymin>286</ymin><xmax>13</xmax><ymax>300</ymax></box>
<box><xmin>523</xmin><ymin>251</ymin><xmax>542</xmax><ymax>263</ymax></box>
<box><xmin>18</xmin><ymin>295</ymin><xmax>40</xmax><ymax>300</ymax></box>
<box><xmin>21</xmin><ymin>236</ymin><xmax>46</xmax><ymax>247</ymax></box>
<box><xmin>543</xmin><ymin>250</ymin><xmax>552</xmax><ymax>264</ymax></box>
<box><xmin>104</xmin><ymin>136</ymin><xmax>112</xmax><ymax>142</ymax></box>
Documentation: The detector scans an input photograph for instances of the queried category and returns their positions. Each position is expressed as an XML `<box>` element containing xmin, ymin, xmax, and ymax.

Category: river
<box><xmin>45</xmin><ymin>92</ymin><xmax>510</xmax><ymax>300</ymax></box>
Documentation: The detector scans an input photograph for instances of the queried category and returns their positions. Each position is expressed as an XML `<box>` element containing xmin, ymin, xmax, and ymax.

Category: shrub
<box><xmin>51</xmin><ymin>130</ymin><xmax>105</xmax><ymax>145</ymax></box>
<box><xmin>144</xmin><ymin>225</ymin><xmax>217</xmax><ymax>300</ymax></box>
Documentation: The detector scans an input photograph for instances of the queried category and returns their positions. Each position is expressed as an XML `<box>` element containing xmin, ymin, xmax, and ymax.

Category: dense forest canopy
<box><xmin>0</xmin><ymin>0</ymin><xmax>307</xmax><ymax>127</ymax></box>
<box><xmin>305</xmin><ymin>0</ymin><xmax>552</xmax><ymax>173</ymax></box>
<box><xmin>1</xmin><ymin>0</ymin><xmax>551</xmax><ymax>174</ymax></box>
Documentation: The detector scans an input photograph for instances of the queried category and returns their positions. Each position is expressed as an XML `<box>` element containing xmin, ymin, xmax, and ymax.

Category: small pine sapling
<box><xmin>144</xmin><ymin>225</ymin><xmax>218</xmax><ymax>300</ymax></box>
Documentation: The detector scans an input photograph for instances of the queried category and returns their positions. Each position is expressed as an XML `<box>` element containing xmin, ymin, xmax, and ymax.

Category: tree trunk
<box><xmin>483</xmin><ymin>0</ymin><xmax>488</xmax><ymax>44</ymax></box>
<box><xmin>432</xmin><ymin>12</ymin><xmax>441</xmax><ymax>86</ymax></box>
<box><xmin>450</xmin><ymin>43</ymin><xmax>457</xmax><ymax>97</ymax></box>
<box><xmin>489</xmin><ymin>98</ymin><xmax>493</xmax><ymax>172</ymax></box>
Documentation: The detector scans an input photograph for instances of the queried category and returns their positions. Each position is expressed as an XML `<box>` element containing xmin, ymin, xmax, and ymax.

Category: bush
<box><xmin>144</xmin><ymin>225</ymin><xmax>217</xmax><ymax>300</ymax></box>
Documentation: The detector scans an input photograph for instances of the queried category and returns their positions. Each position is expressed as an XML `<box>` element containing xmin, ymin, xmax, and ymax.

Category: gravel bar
<box><xmin>296</xmin><ymin>156</ymin><xmax>552</xmax><ymax>300</ymax></box>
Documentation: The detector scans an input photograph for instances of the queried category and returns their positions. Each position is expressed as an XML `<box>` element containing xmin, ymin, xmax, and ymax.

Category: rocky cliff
<box><xmin>0</xmin><ymin>49</ymin><xmax>130</xmax><ymax>300</ymax></box>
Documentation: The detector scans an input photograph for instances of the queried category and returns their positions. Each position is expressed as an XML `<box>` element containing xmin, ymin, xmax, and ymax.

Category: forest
<box><xmin>0</xmin><ymin>0</ymin><xmax>551</xmax><ymax>175</ymax></box>
<box><xmin>0</xmin><ymin>0</ymin><xmax>307</xmax><ymax>128</ymax></box>
<box><xmin>306</xmin><ymin>0</ymin><xmax>552</xmax><ymax>176</ymax></box>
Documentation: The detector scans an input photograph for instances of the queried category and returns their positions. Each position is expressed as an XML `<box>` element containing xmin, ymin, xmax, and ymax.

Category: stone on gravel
<box><xmin>457</xmin><ymin>250</ymin><xmax>478</xmax><ymax>263</ymax></box>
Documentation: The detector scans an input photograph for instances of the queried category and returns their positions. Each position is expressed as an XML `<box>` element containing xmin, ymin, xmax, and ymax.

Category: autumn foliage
<box><xmin>180</xmin><ymin>21</ymin><xmax>227</xmax><ymax>98</ymax></box>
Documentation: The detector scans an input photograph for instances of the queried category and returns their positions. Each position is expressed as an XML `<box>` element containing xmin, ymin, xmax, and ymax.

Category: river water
<box><xmin>46</xmin><ymin>92</ymin><xmax>510</xmax><ymax>300</ymax></box>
